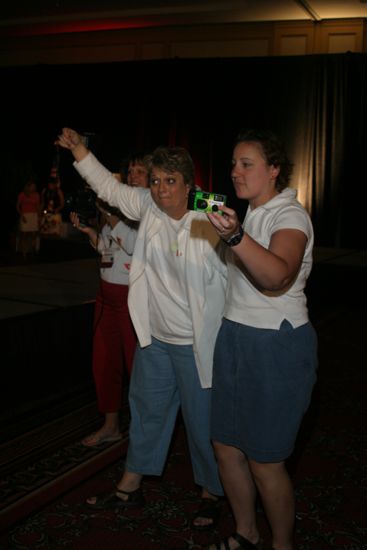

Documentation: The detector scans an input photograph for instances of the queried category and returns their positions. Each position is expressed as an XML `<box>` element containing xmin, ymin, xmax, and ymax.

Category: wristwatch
<box><xmin>223</xmin><ymin>224</ymin><xmax>244</xmax><ymax>247</ymax></box>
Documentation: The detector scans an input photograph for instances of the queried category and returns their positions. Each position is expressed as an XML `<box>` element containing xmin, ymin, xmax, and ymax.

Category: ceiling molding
<box><xmin>0</xmin><ymin>1</ymin><xmax>367</xmax><ymax>37</ymax></box>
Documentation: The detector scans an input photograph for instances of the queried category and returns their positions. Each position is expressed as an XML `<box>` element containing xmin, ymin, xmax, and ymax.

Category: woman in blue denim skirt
<box><xmin>207</xmin><ymin>129</ymin><xmax>318</xmax><ymax>550</ymax></box>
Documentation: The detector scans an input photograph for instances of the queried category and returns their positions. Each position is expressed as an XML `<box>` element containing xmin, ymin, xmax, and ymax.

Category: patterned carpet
<box><xmin>0</xmin><ymin>398</ymin><xmax>130</xmax><ymax>532</ymax></box>
<box><xmin>0</xmin><ymin>262</ymin><xmax>366</xmax><ymax>549</ymax></box>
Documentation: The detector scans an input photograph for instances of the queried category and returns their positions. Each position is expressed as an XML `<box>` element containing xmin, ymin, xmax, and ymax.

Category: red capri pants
<box><xmin>92</xmin><ymin>279</ymin><xmax>137</xmax><ymax>413</ymax></box>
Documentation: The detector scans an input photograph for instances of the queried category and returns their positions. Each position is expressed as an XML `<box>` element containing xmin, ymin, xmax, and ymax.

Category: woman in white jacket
<box><xmin>57</xmin><ymin>128</ymin><xmax>227</xmax><ymax>530</ymax></box>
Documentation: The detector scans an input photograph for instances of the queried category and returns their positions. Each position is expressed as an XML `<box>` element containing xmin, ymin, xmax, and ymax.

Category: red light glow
<box><xmin>0</xmin><ymin>18</ymin><xmax>165</xmax><ymax>37</ymax></box>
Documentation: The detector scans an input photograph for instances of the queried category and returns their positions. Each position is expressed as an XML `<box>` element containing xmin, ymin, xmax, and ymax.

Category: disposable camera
<box><xmin>187</xmin><ymin>189</ymin><xmax>227</xmax><ymax>214</ymax></box>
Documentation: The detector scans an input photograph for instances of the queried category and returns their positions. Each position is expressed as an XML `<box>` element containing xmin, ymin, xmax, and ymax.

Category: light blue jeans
<box><xmin>125</xmin><ymin>337</ymin><xmax>223</xmax><ymax>496</ymax></box>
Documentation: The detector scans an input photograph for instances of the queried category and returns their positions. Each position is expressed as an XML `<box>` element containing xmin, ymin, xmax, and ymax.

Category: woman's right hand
<box><xmin>56</xmin><ymin>128</ymin><xmax>89</xmax><ymax>161</ymax></box>
<box><xmin>56</xmin><ymin>128</ymin><xmax>82</xmax><ymax>149</ymax></box>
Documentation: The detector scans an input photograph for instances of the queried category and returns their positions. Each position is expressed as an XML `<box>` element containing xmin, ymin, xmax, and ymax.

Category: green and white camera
<box><xmin>187</xmin><ymin>189</ymin><xmax>226</xmax><ymax>214</ymax></box>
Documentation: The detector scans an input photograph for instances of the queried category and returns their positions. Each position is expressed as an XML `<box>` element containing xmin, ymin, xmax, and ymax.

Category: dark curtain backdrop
<box><xmin>1</xmin><ymin>52</ymin><xmax>366</xmax><ymax>249</ymax></box>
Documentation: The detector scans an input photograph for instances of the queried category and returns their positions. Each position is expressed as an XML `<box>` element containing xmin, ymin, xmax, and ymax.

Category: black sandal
<box><xmin>86</xmin><ymin>487</ymin><xmax>145</xmax><ymax>510</ymax></box>
<box><xmin>191</xmin><ymin>497</ymin><xmax>222</xmax><ymax>531</ymax></box>
<box><xmin>209</xmin><ymin>532</ymin><xmax>260</xmax><ymax>550</ymax></box>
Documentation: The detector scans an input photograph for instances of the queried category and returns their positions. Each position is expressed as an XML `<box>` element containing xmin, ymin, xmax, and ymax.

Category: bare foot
<box><xmin>81</xmin><ymin>429</ymin><xmax>122</xmax><ymax>447</ymax></box>
<box><xmin>192</xmin><ymin>491</ymin><xmax>221</xmax><ymax>530</ymax></box>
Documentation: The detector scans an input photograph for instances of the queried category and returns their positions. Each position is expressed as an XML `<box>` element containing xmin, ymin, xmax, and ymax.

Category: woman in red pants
<box><xmin>71</xmin><ymin>155</ymin><xmax>149</xmax><ymax>446</ymax></box>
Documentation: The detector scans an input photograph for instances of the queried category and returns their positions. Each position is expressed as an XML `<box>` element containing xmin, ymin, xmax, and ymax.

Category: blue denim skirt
<box><xmin>211</xmin><ymin>318</ymin><xmax>318</xmax><ymax>463</ymax></box>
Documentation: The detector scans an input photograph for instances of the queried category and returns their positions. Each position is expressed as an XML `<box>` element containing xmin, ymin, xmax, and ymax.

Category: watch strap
<box><xmin>223</xmin><ymin>224</ymin><xmax>244</xmax><ymax>247</ymax></box>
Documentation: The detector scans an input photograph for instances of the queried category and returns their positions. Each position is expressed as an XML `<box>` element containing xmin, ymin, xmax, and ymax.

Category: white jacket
<box><xmin>75</xmin><ymin>153</ymin><xmax>227</xmax><ymax>388</ymax></box>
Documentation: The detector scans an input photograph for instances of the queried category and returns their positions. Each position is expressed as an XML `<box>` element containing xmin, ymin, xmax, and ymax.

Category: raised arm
<box><xmin>56</xmin><ymin>127</ymin><xmax>149</xmax><ymax>222</ymax></box>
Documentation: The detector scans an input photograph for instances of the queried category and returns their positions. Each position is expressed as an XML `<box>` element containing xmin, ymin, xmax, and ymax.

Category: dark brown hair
<box><xmin>235</xmin><ymin>129</ymin><xmax>293</xmax><ymax>191</ymax></box>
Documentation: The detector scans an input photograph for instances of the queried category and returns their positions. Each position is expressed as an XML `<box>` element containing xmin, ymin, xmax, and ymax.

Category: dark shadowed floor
<box><xmin>0</xmin><ymin>245</ymin><xmax>366</xmax><ymax>548</ymax></box>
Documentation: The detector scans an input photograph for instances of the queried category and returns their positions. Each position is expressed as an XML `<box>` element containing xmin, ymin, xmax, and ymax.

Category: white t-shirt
<box><xmin>74</xmin><ymin>152</ymin><xmax>228</xmax><ymax>387</ymax></box>
<box><xmin>97</xmin><ymin>221</ymin><xmax>137</xmax><ymax>285</ymax></box>
<box><xmin>224</xmin><ymin>188</ymin><xmax>314</xmax><ymax>329</ymax></box>
<box><xmin>146</xmin><ymin>213</ymin><xmax>193</xmax><ymax>344</ymax></box>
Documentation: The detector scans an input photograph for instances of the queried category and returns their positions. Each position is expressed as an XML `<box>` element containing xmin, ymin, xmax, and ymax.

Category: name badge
<box><xmin>100</xmin><ymin>251</ymin><xmax>114</xmax><ymax>268</ymax></box>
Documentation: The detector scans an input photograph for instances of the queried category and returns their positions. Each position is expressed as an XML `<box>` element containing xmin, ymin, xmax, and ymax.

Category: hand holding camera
<box><xmin>206</xmin><ymin>203</ymin><xmax>244</xmax><ymax>246</ymax></box>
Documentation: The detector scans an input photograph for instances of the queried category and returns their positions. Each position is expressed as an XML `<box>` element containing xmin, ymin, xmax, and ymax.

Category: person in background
<box><xmin>16</xmin><ymin>177</ymin><xmax>41</xmax><ymax>259</ymax></box>
<box><xmin>73</xmin><ymin>155</ymin><xmax>149</xmax><ymax>447</ymax></box>
<box><xmin>126</xmin><ymin>153</ymin><xmax>150</xmax><ymax>188</ymax></box>
<box><xmin>40</xmin><ymin>175</ymin><xmax>65</xmax><ymax>236</ymax></box>
<box><xmin>41</xmin><ymin>176</ymin><xmax>65</xmax><ymax>215</ymax></box>
<box><xmin>57</xmin><ymin>127</ymin><xmax>227</xmax><ymax>531</ymax></box>
<box><xmin>206</xmin><ymin>129</ymin><xmax>318</xmax><ymax>550</ymax></box>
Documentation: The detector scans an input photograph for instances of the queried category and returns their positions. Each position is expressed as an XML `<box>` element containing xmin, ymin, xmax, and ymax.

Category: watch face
<box><xmin>226</xmin><ymin>225</ymin><xmax>244</xmax><ymax>246</ymax></box>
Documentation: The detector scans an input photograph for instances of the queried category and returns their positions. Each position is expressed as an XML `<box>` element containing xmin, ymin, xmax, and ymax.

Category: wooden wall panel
<box><xmin>140</xmin><ymin>42</ymin><xmax>166</xmax><ymax>60</ymax></box>
<box><xmin>319</xmin><ymin>20</ymin><xmax>364</xmax><ymax>53</ymax></box>
<box><xmin>274</xmin><ymin>22</ymin><xmax>314</xmax><ymax>55</ymax></box>
<box><xmin>171</xmin><ymin>38</ymin><xmax>270</xmax><ymax>58</ymax></box>
<box><xmin>0</xmin><ymin>19</ymin><xmax>366</xmax><ymax>66</ymax></box>
<box><xmin>279</xmin><ymin>35</ymin><xmax>308</xmax><ymax>55</ymax></box>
